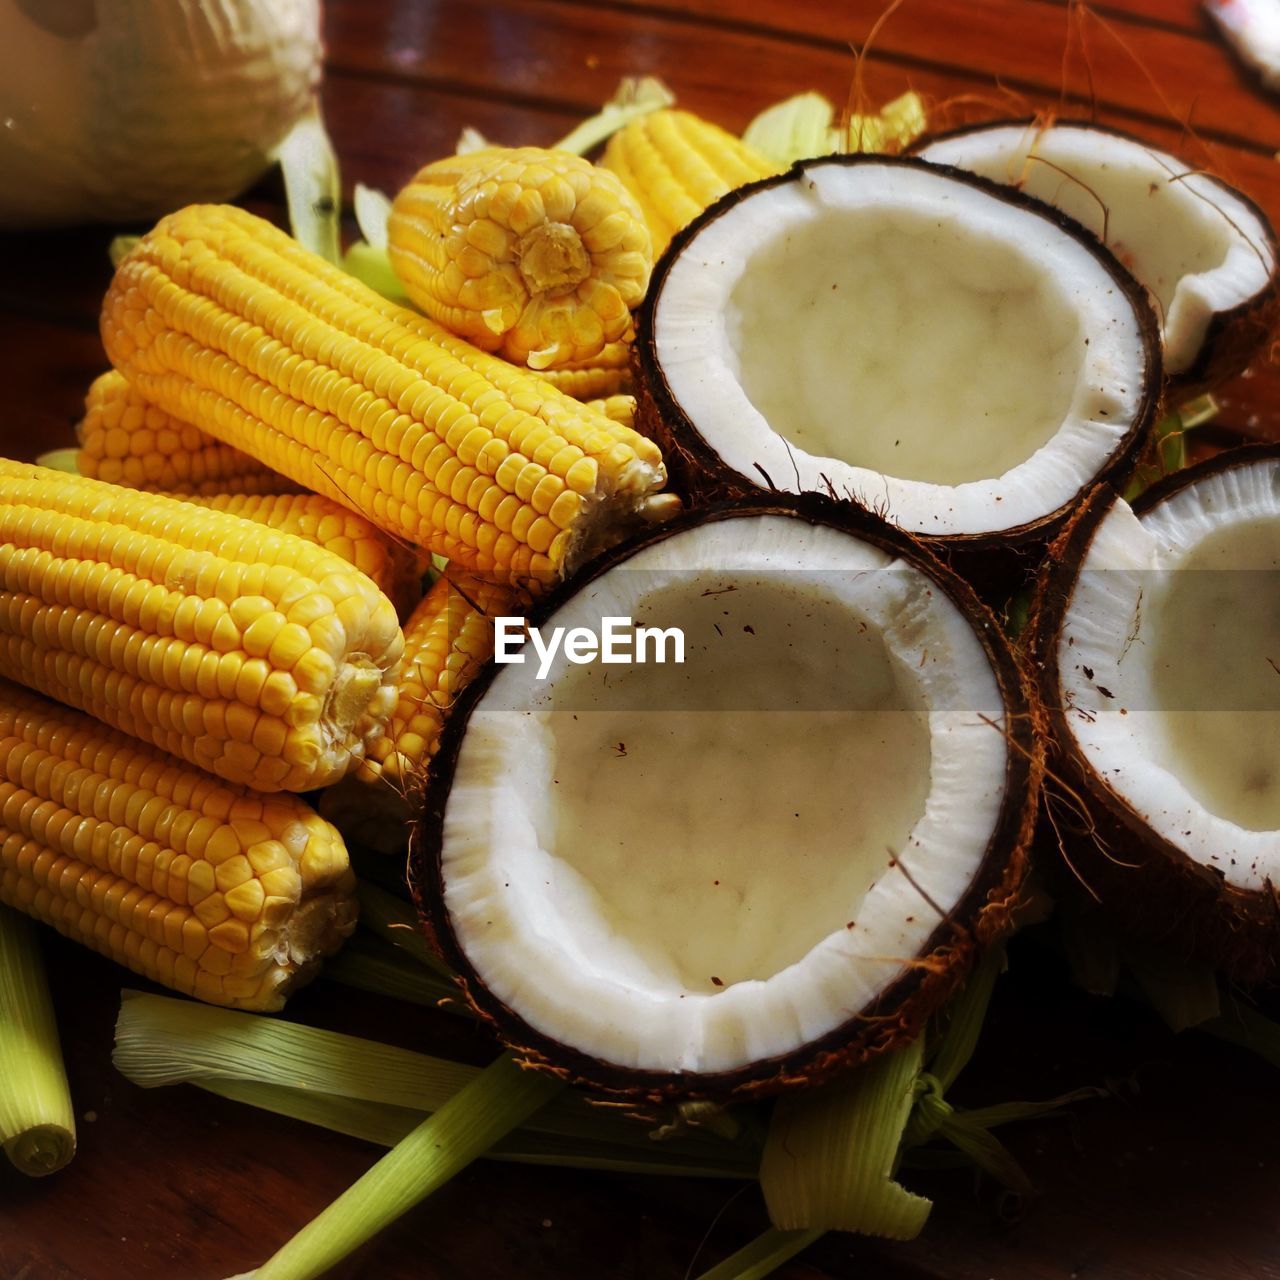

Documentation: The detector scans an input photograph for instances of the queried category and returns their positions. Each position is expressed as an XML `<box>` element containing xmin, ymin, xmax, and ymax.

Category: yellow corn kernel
<box><xmin>0</xmin><ymin>680</ymin><xmax>356</xmax><ymax>1012</ymax></box>
<box><xmin>78</xmin><ymin>370</ymin><xmax>297</xmax><ymax>496</ymax></box>
<box><xmin>319</xmin><ymin>570</ymin><xmax>520</xmax><ymax>854</ymax></box>
<box><xmin>179</xmin><ymin>492</ymin><xmax>427</xmax><ymax>619</ymax></box>
<box><xmin>388</xmin><ymin>148</ymin><xmax>652</xmax><ymax>372</ymax></box>
<box><xmin>537</xmin><ymin>340</ymin><xmax>634</xmax><ymax>400</ymax></box>
<box><xmin>0</xmin><ymin>461</ymin><xmax>404</xmax><ymax>793</ymax></box>
<box><xmin>101</xmin><ymin>205</ymin><xmax>670</xmax><ymax>590</ymax></box>
<box><xmin>602</xmin><ymin>109</ymin><xmax>781</xmax><ymax>254</ymax></box>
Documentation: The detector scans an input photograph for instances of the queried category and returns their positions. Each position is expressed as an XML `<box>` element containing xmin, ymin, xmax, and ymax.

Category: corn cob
<box><xmin>538</xmin><ymin>340</ymin><xmax>634</xmax><ymax>400</ymax></box>
<box><xmin>387</xmin><ymin>148</ymin><xmax>652</xmax><ymax>370</ymax></box>
<box><xmin>102</xmin><ymin>205</ymin><xmax>671</xmax><ymax>588</ymax></box>
<box><xmin>179</xmin><ymin>492</ymin><xmax>427</xmax><ymax>619</ymax></box>
<box><xmin>319</xmin><ymin>571</ymin><xmax>518</xmax><ymax>854</ymax></box>
<box><xmin>602</xmin><ymin>109</ymin><xmax>781</xmax><ymax>254</ymax></box>
<box><xmin>78</xmin><ymin>370</ymin><xmax>295</xmax><ymax>496</ymax></box>
<box><xmin>0</xmin><ymin>680</ymin><xmax>356</xmax><ymax>1011</ymax></box>
<box><xmin>0</xmin><ymin>460</ymin><xmax>403</xmax><ymax>793</ymax></box>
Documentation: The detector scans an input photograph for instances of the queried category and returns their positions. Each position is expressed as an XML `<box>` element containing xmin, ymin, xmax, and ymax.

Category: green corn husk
<box><xmin>553</xmin><ymin>76</ymin><xmax>676</xmax><ymax>156</ymax></box>
<box><xmin>1124</xmin><ymin>944</ymin><xmax>1220</xmax><ymax>1033</ymax></box>
<box><xmin>1123</xmin><ymin>394</ymin><xmax>1218</xmax><ymax>501</ymax></box>
<box><xmin>113</xmin><ymin>992</ymin><xmax>760</xmax><ymax>1166</ymax></box>
<box><xmin>355</xmin><ymin>882</ymin><xmax>454</xmax><ymax>978</ymax></box>
<box><xmin>760</xmin><ymin>1037</ymin><xmax>931</xmax><ymax>1238</ymax></box>
<box><xmin>233</xmin><ymin>1054</ymin><xmax>563</xmax><ymax>1280</ymax></box>
<box><xmin>33</xmin><ymin>447</ymin><xmax>80</xmax><ymax>474</ymax></box>
<box><xmin>0</xmin><ymin>908</ymin><xmax>76</xmax><ymax>1176</ymax></box>
<box><xmin>277</xmin><ymin>105</ymin><xmax>342</xmax><ymax>264</ymax></box>
<box><xmin>741</xmin><ymin>90</ymin><xmax>926</xmax><ymax>166</ymax></box>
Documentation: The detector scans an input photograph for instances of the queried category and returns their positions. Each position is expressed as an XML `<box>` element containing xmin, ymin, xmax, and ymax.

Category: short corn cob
<box><xmin>78</xmin><ymin>370</ymin><xmax>295</xmax><ymax>496</ymax></box>
<box><xmin>0</xmin><ymin>461</ymin><xmax>403</xmax><ymax>793</ymax></box>
<box><xmin>102</xmin><ymin>205</ymin><xmax>671</xmax><ymax>588</ymax></box>
<box><xmin>319</xmin><ymin>571</ymin><xmax>518</xmax><ymax>853</ymax></box>
<box><xmin>387</xmin><ymin>147</ymin><xmax>652</xmax><ymax>370</ymax></box>
<box><xmin>602</xmin><ymin>109</ymin><xmax>781</xmax><ymax>253</ymax></box>
<box><xmin>180</xmin><ymin>492</ymin><xmax>427</xmax><ymax>619</ymax></box>
<box><xmin>538</xmin><ymin>340</ymin><xmax>634</xmax><ymax>400</ymax></box>
<box><xmin>0</xmin><ymin>680</ymin><xmax>356</xmax><ymax>1011</ymax></box>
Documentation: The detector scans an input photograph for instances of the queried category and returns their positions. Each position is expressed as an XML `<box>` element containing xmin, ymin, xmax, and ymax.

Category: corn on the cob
<box><xmin>0</xmin><ymin>681</ymin><xmax>356</xmax><ymax>1011</ymax></box>
<box><xmin>320</xmin><ymin>571</ymin><xmax>517</xmax><ymax>853</ymax></box>
<box><xmin>602</xmin><ymin>109</ymin><xmax>781</xmax><ymax>254</ymax></box>
<box><xmin>78</xmin><ymin>370</ymin><xmax>295</xmax><ymax>496</ymax></box>
<box><xmin>180</xmin><ymin>492</ymin><xmax>427</xmax><ymax>619</ymax></box>
<box><xmin>387</xmin><ymin>148</ymin><xmax>652</xmax><ymax>371</ymax></box>
<box><xmin>0</xmin><ymin>461</ymin><xmax>403</xmax><ymax>793</ymax></box>
<box><xmin>102</xmin><ymin>205</ymin><xmax>670</xmax><ymax>588</ymax></box>
<box><xmin>538</xmin><ymin>340</ymin><xmax>634</xmax><ymax>400</ymax></box>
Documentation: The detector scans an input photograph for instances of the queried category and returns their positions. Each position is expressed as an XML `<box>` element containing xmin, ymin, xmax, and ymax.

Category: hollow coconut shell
<box><xmin>1031</xmin><ymin>446</ymin><xmax>1280</xmax><ymax>983</ymax></box>
<box><xmin>410</xmin><ymin>494</ymin><xmax>1042</xmax><ymax>1103</ymax></box>
<box><xmin>911</xmin><ymin>119</ymin><xmax>1279</xmax><ymax>400</ymax></box>
<box><xmin>631</xmin><ymin>155</ymin><xmax>1163</xmax><ymax>598</ymax></box>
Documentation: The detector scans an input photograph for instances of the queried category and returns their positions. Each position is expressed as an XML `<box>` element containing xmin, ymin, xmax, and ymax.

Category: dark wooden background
<box><xmin>1</xmin><ymin>1</ymin><xmax>1279</xmax><ymax>1277</ymax></box>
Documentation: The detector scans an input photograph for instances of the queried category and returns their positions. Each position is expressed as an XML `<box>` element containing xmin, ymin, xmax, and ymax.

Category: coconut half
<box><xmin>634</xmin><ymin>156</ymin><xmax>1161</xmax><ymax>568</ymax></box>
<box><xmin>916</xmin><ymin>121</ymin><xmax>1279</xmax><ymax>393</ymax></box>
<box><xmin>1035</xmin><ymin>446</ymin><xmax>1280</xmax><ymax>980</ymax></box>
<box><xmin>413</xmin><ymin>500</ymin><xmax>1038</xmax><ymax>1100</ymax></box>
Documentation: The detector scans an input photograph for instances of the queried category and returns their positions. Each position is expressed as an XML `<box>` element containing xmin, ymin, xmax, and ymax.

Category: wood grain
<box><xmin>0</xmin><ymin>0</ymin><xmax>1279</xmax><ymax>1276</ymax></box>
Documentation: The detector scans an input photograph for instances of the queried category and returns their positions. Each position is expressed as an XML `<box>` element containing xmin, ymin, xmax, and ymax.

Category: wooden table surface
<box><xmin>2</xmin><ymin>2</ymin><xmax>1279</xmax><ymax>1278</ymax></box>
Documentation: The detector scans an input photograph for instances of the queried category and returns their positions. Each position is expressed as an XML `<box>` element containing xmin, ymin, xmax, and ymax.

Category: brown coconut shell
<box><xmin>411</xmin><ymin>494</ymin><xmax>1042</xmax><ymax>1103</ymax></box>
<box><xmin>1030</xmin><ymin>446</ymin><xmax>1280</xmax><ymax>984</ymax></box>
<box><xmin>632</xmin><ymin>154</ymin><xmax>1163</xmax><ymax>601</ymax></box>
<box><xmin>910</xmin><ymin>119</ymin><xmax>1280</xmax><ymax>401</ymax></box>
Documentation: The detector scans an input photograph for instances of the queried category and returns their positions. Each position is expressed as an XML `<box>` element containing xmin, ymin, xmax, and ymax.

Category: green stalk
<box><xmin>695</xmin><ymin>1228</ymin><xmax>824</xmax><ymax>1280</ymax></box>
<box><xmin>355</xmin><ymin>883</ymin><xmax>453</xmax><ymax>978</ymax></box>
<box><xmin>235</xmin><ymin>1054</ymin><xmax>562</xmax><ymax>1280</ymax></box>
<box><xmin>0</xmin><ymin>908</ymin><xmax>76</xmax><ymax>1176</ymax></box>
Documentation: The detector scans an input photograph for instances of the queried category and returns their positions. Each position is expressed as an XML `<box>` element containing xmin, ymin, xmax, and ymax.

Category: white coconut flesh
<box><xmin>919</xmin><ymin>124</ymin><xmax>1277</xmax><ymax>377</ymax></box>
<box><xmin>440</xmin><ymin>515</ymin><xmax>1010</xmax><ymax>1077</ymax></box>
<box><xmin>1057</xmin><ymin>455</ymin><xmax>1280</xmax><ymax>891</ymax></box>
<box><xmin>650</xmin><ymin>160</ymin><xmax>1154</xmax><ymax>538</ymax></box>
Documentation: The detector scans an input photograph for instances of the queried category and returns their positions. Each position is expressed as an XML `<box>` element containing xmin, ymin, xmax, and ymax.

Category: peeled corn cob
<box><xmin>320</xmin><ymin>571</ymin><xmax>517</xmax><ymax>854</ymax></box>
<box><xmin>602</xmin><ymin>109</ymin><xmax>781</xmax><ymax>254</ymax></box>
<box><xmin>388</xmin><ymin>147</ymin><xmax>652</xmax><ymax>370</ymax></box>
<box><xmin>79</xmin><ymin>370</ymin><xmax>295</xmax><ymax>496</ymax></box>
<box><xmin>180</xmin><ymin>492</ymin><xmax>427</xmax><ymax>619</ymax></box>
<box><xmin>0</xmin><ymin>460</ymin><xmax>403</xmax><ymax>793</ymax></box>
<box><xmin>0</xmin><ymin>680</ymin><xmax>356</xmax><ymax>1011</ymax></box>
<box><xmin>102</xmin><ymin>205</ymin><xmax>671</xmax><ymax>588</ymax></box>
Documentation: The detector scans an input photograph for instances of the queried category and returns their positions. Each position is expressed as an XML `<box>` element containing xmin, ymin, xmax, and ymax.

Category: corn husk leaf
<box><xmin>355</xmin><ymin>882</ymin><xmax>454</xmax><ymax>977</ymax></box>
<box><xmin>340</xmin><ymin>240</ymin><xmax>409</xmax><ymax>302</ymax></box>
<box><xmin>554</xmin><ymin>77</ymin><xmax>677</xmax><ymax>156</ymax></box>
<box><xmin>1124</xmin><ymin>943</ymin><xmax>1220</xmax><ymax>1032</ymax></box>
<box><xmin>0</xmin><ymin>908</ymin><xmax>76</xmax><ymax>1176</ymax></box>
<box><xmin>108</xmin><ymin>235</ymin><xmax>140</xmax><ymax>268</ymax></box>
<box><xmin>278</xmin><ymin>103</ymin><xmax>342</xmax><ymax>264</ymax></box>
<box><xmin>354</xmin><ymin>183</ymin><xmax>393</xmax><ymax>251</ymax></box>
<box><xmin>742</xmin><ymin>91</ymin><xmax>926</xmax><ymax>165</ymax></box>
<box><xmin>34</xmin><ymin>448</ymin><xmax>80</xmax><ymax>474</ymax></box>
<box><xmin>760</xmin><ymin>1036</ymin><xmax>931</xmax><ymax>1238</ymax></box>
<box><xmin>323</xmin><ymin>932</ymin><xmax>466</xmax><ymax>1012</ymax></box>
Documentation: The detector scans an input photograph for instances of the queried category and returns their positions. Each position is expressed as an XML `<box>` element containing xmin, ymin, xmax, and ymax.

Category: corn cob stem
<box><xmin>0</xmin><ymin>461</ymin><xmax>402</xmax><ymax>792</ymax></box>
<box><xmin>0</xmin><ymin>906</ymin><xmax>76</xmax><ymax>1176</ymax></box>
<box><xmin>0</xmin><ymin>682</ymin><xmax>357</xmax><ymax>1010</ymax></box>
<box><xmin>103</xmin><ymin>205</ymin><xmax>669</xmax><ymax>587</ymax></box>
